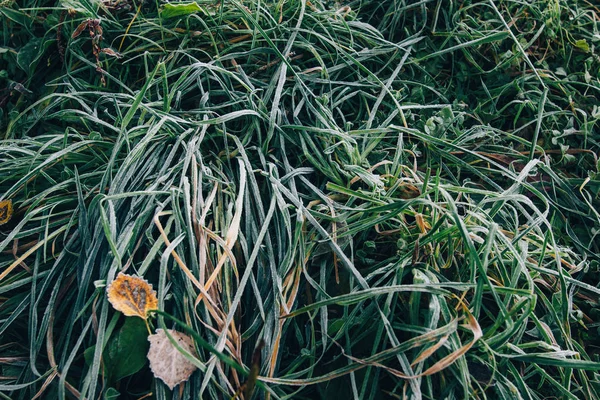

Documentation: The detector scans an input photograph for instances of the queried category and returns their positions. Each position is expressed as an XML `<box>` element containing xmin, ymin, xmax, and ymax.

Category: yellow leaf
<box><xmin>0</xmin><ymin>199</ymin><xmax>13</xmax><ymax>226</ymax></box>
<box><xmin>107</xmin><ymin>273</ymin><xmax>158</xmax><ymax>319</ymax></box>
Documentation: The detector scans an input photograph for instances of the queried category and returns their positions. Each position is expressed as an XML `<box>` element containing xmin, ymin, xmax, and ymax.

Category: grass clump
<box><xmin>1</xmin><ymin>0</ymin><xmax>599</xmax><ymax>399</ymax></box>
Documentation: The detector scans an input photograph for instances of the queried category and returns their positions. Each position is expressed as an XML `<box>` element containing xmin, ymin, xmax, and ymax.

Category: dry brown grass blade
<box><xmin>196</xmin><ymin>160</ymin><xmax>246</xmax><ymax>306</ymax></box>
<box><xmin>268</xmin><ymin>264</ymin><xmax>304</xmax><ymax>394</ymax></box>
<box><xmin>154</xmin><ymin>211</ymin><xmax>225</xmax><ymax>328</ymax></box>
<box><xmin>336</xmin><ymin>307</ymin><xmax>482</xmax><ymax>381</ymax></box>
<box><xmin>416</xmin><ymin>308</ymin><xmax>482</xmax><ymax>377</ymax></box>
<box><xmin>196</xmin><ymin>181</ymin><xmax>219</xmax><ymax>286</ymax></box>
<box><xmin>410</xmin><ymin>335</ymin><xmax>450</xmax><ymax>367</ymax></box>
<box><xmin>0</xmin><ymin>226</ymin><xmax>67</xmax><ymax>281</ymax></box>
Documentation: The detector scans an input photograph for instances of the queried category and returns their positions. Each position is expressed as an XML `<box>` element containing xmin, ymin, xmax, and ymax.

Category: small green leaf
<box><xmin>327</xmin><ymin>319</ymin><xmax>344</xmax><ymax>335</ymax></box>
<box><xmin>440</xmin><ymin>106</ymin><xmax>453</xmax><ymax>122</ymax></box>
<box><xmin>0</xmin><ymin>8</ymin><xmax>32</xmax><ymax>28</ymax></box>
<box><xmin>84</xmin><ymin>345</ymin><xmax>95</xmax><ymax>367</ymax></box>
<box><xmin>574</xmin><ymin>39</ymin><xmax>590</xmax><ymax>52</ymax></box>
<box><xmin>160</xmin><ymin>2</ymin><xmax>205</xmax><ymax>19</ymax></box>
<box><xmin>17</xmin><ymin>39</ymin><xmax>42</xmax><ymax>75</ymax></box>
<box><xmin>16</xmin><ymin>38</ymin><xmax>55</xmax><ymax>76</ymax></box>
<box><xmin>60</xmin><ymin>0</ymin><xmax>99</xmax><ymax>17</ymax></box>
<box><xmin>104</xmin><ymin>388</ymin><xmax>120</xmax><ymax>400</ymax></box>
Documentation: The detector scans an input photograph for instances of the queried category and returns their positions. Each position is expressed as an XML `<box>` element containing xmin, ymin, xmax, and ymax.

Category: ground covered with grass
<box><xmin>1</xmin><ymin>0</ymin><xmax>600</xmax><ymax>398</ymax></box>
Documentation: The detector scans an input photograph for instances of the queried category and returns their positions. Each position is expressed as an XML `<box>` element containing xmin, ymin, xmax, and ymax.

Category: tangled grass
<box><xmin>1</xmin><ymin>0</ymin><xmax>599</xmax><ymax>398</ymax></box>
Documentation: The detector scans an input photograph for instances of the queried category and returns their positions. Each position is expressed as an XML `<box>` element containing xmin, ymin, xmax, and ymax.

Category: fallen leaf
<box><xmin>0</xmin><ymin>199</ymin><xmax>13</xmax><ymax>226</ymax></box>
<box><xmin>147</xmin><ymin>329</ymin><xmax>198</xmax><ymax>390</ymax></box>
<box><xmin>107</xmin><ymin>273</ymin><xmax>158</xmax><ymax>319</ymax></box>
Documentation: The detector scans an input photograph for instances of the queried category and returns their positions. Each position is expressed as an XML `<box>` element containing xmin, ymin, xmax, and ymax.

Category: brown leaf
<box><xmin>147</xmin><ymin>329</ymin><xmax>198</xmax><ymax>390</ymax></box>
<box><xmin>398</xmin><ymin>183</ymin><xmax>421</xmax><ymax>199</ymax></box>
<box><xmin>71</xmin><ymin>19</ymin><xmax>89</xmax><ymax>39</ymax></box>
<box><xmin>0</xmin><ymin>199</ymin><xmax>13</xmax><ymax>226</ymax></box>
<box><xmin>107</xmin><ymin>273</ymin><xmax>158</xmax><ymax>319</ymax></box>
<box><xmin>100</xmin><ymin>48</ymin><xmax>123</xmax><ymax>59</ymax></box>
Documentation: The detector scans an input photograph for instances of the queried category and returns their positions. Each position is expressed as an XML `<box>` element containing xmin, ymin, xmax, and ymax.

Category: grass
<box><xmin>0</xmin><ymin>0</ymin><xmax>599</xmax><ymax>398</ymax></box>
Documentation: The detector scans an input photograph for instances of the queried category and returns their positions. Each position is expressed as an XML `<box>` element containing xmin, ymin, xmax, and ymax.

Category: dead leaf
<box><xmin>100</xmin><ymin>48</ymin><xmax>123</xmax><ymax>58</ymax></box>
<box><xmin>107</xmin><ymin>273</ymin><xmax>158</xmax><ymax>319</ymax></box>
<box><xmin>398</xmin><ymin>183</ymin><xmax>421</xmax><ymax>199</ymax></box>
<box><xmin>71</xmin><ymin>19</ymin><xmax>89</xmax><ymax>39</ymax></box>
<box><xmin>147</xmin><ymin>329</ymin><xmax>198</xmax><ymax>390</ymax></box>
<box><xmin>0</xmin><ymin>199</ymin><xmax>13</xmax><ymax>226</ymax></box>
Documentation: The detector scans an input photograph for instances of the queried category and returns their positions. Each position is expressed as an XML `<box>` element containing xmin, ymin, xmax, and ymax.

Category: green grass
<box><xmin>1</xmin><ymin>0</ymin><xmax>599</xmax><ymax>398</ymax></box>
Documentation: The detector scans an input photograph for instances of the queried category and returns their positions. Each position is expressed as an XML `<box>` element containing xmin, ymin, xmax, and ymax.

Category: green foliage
<box><xmin>160</xmin><ymin>2</ymin><xmax>207</xmax><ymax>19</ymax></box>
<box><xmin>0</xmin><ymin>0</ymin><xmax>599</xmax><ymax>399</ymax></box>
<box><xmin>84</xmin><ymin>317</ymin><xmax>150</xmax><ymax>385</ymax></box>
